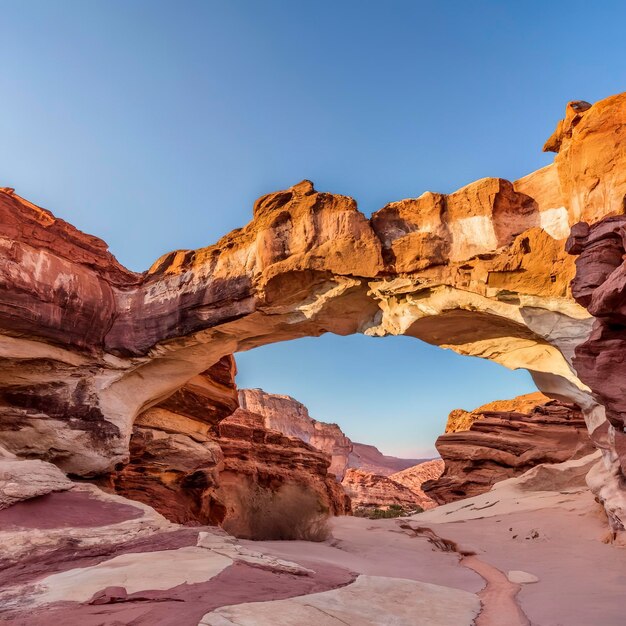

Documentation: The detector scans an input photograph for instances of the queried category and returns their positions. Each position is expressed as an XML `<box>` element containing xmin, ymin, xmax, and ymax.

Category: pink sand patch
<box><xmin>3</xmin><ymin>560</ymin><xmax>356</xmax><ymax>626</ymax></box>
<box><xmin>0</xmin><ymin>490</ymin><xmax>143</xmax><ymax>530</ymax></box>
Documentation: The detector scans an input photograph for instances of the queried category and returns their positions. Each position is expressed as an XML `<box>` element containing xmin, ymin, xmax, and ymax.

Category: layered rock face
<box><xmin>341</xmin><ymin>468</ymin><xmax>431</xmax><ymax>512</ymax></box>
<box><xmin>106</xmin><ymin>363</ymin><xmax>349</xmax><ymax>526</ymax></box>
<box><xmin>423</xmin><ymin>396</ymin><xmax>594</xmax><ymax>503</ymax></box>
<box><xmin>2</xmin><ymin>94</ymin><xmax>626</xmax><ymax>528</ymax></box>
<box><xmin>445</xmin><ymin>392</ymin><xmax>550</xmax><ymax>433</ymax></box>
<box><xmin>342</xmin><ymin>459</ymin><xmax>443</xmax><ymax>512</ymax></box>
<box><xmin>104</xmin><ymin>356</ymin><xmax>238</xmax><ymax>525</ymax></box>
<box><xmin>566</xmin><ymin>216</ymin><xmax>626</xmax><ymax>531</ymax></box>
<box><xmin>238</xmin><ymin>389</ymin><xmax>352</xmax><ymax>478</ymax></box>
<box><xmin>389</xmin><ymin>459</ymin><xmax>445</xmax><ymax>496</ymax></box>
<box><xmin>238</xmin><ymin>388</ymin><xmax>422</xmax><ymax>479</ymax></box>
<box><xmin>238</xmin><ymin>388</ymin><xmax>429</xmax><ymax>513</ymax></box>
<box><xmin>215</xmin><ymin>408</ymin><xmax>350</xmax><ymax>536</ymax></box>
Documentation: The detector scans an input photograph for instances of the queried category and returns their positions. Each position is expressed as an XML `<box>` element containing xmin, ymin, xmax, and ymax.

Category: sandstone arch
<box><xmin>2</xmin><ymin>93</ymin><xmax>626</xmax><ymax>528</ymax></box>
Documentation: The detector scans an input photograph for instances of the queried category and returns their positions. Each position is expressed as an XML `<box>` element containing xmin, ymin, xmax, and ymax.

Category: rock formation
<box><xmin>103</xmin><ymin>356</ymin><xmax>238</xmax><ymax>525</ymax></box>
<box><xmin>238</xmin><ymin>389</ymin><xmax>352</xmax><ymax>478</ymax></box>
<box><xmin>238</xmin><ymin>388</ymin><xmax>424</xmax><ymax>478</ymax></box>
<box><xmin>214</xmin><ymin>408</ymin><xmax>351</xmax><ymax>536</ymax></box>
<box><xmin>2</xmin><ymin>93</ymin><xmax>626</xmax><ymax>530</ymax></box>
<box><xmin>388</xmin><ymin>459</ymin><xmax>445</xmax><ymax>497</ymax></box>
<box><xmin>342</xmin><ymin>462</ymin><xmax>441</xmax><ymax>512</ymax></box>
<box><xmin>566</xmin><ymin>216</ymin><xmax>626</xmax><ymax>532</ymax></box>
<box><xmin>445</xmin><ymin>392</ymin><xmax>550</xmax><ymax>433</ymax></box>
<box><xmin>104</xmin><ymin>363</ymin><xmax>349</xmax><ymax>527</ymax></box>
<box><xmin>423</xmin><ymin>395</ymin><xmax>595</xmax><ymax>503</ymax></box>
<box><xmin>341</xmin><ymin>469</ymin><xmax>425</xmax><ymax>512</ymax></box>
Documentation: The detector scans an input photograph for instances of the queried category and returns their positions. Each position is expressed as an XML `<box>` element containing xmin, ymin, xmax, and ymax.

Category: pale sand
<box><xmin>243</xmin><ymin>454</ymin><xmax>626</xmax><ymax>626</ymax></box>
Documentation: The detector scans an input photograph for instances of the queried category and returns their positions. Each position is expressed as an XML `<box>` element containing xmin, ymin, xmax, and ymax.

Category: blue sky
<box><xmin>2</xmin><ymin>1</ymin><xmax>626</xmax><ymax>456</ymax></box>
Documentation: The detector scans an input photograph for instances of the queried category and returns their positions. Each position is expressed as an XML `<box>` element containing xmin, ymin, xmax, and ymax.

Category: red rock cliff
<box><xmin>423</xmin><ymin>395</ymin><xmax>594</xmax><ymax>504</ymax></box>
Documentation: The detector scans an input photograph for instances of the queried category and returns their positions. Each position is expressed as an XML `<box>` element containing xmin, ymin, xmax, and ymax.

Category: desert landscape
<box><xmin>3</xmin><ymin>2</ymin><xmax>626</xmax><ymax>624</ymax></box>
<box><xmin>1</xmin><ymin>91</ymin><xmax>626</xmax><ymax>624</ymax></box>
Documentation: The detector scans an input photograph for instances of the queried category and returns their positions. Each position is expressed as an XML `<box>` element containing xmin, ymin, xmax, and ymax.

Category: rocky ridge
<box><xmin>342</xmin><ymin>462</ymin><xmax>442</xmax><ymax>512</ymax></box>
<box><xmin>423</xmin><ymin>395</ymin><xmax>595</xmax><ymax>503</ymax></box>
<box><xmin>445</xmin><ymin>392</ymin><xmax>550</xmax><ymax>433</ymax></box>
<box><xmin>238</xmin><ymin>388</ymin><xmax>426</xmax><ymax>478</ymax></box>
<box><xmin>348</xmin><ymin>442</ymin><xmax>427</xmax><ymax>475</ymax></box>
<box><xmin>238</xmin><ymin>389</ymin><xmax>352</xmax><ymax>478</ymax></box>
<box><xmin>389</xmin><ymin>459</ymin><xmax>445</xmax><ymax>496</ymax></box>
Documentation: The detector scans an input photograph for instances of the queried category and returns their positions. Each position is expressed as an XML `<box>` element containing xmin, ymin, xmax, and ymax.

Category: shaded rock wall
<box><xmin>106</xmin><ymin>361</ymin><xmax>349</xmax><ymax>526</ymax></box>
<box><xmin>423</xmin><ymin>396</ymin><xmax>594</xmax><ymax>503</ymax></box>
<box><xmin>103</xmin><ymin>356</ymin><xmax>238</xmax><ymax>525</ymax></box>
<box><xmin>238</xmin><ymin>388</ymin><xmax>424</xmax><ymax>479</ymax></box>
<box><xmin>216</xmin><ymin>408</ymin><xmax>350</xmax><ymax>536</ymax></box>
<box><xmin>566</xmin><ymin>215</ymin><xmax>626</xmax><ymax>531</ymax></box>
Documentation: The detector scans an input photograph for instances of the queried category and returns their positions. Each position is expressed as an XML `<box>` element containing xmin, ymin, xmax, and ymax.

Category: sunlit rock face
<box><xmin>389</xmin><ymin>459</ymin><xmax>445</xmax><ymax>498</ymax></box>
<box><xmin>237</xmin><ymin>388</ymin><xmax>423</xmax><ymax>479</ymax></box>
<box><xmin>215</xmin><ymin>408</ymin><xmax>351</xmax><ymax>536</ymax></box>
<box><xmin>423</xmin><ymin>395</ymin><xmax>595</xmax><ymax>504</ymax></box>
<box><xmin>237</xmin><ymin>388</ymin><xmax>429</xmax><ymax>512</ymax></box>
<box><xmin>1</xmin><ymin>93</ymin><xmax>626</xmax><ymax>527</ymax></box>
<box><xmin>444</xmin><ymin>392</ymin><xmax>551</xmax><ymax>433</ymax></box>
<box><xmin>238</xmin><ymin>389</ymin><xmax>352</xmax><ymax>478</ymax></box>
<box><xmin>341</xmin><ymin>460</ymin><xmax>444</xmax><ymax>512</ymax></box>
<box><xmin>341</xmin><ymin>468</ymin><xmax>434</xmax><ymax>512</ymax></box>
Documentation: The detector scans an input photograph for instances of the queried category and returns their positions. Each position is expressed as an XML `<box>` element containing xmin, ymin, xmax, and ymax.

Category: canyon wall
<box><xmin>565</xmin><ymin>216</ymin><xmax>626</xmax><ymax>530</ymax></box>
<box><xmin>238</xmin><ymin>389</ymin><xmax>352</xmax><ymax>478</ymax></box>
<box><xmin>238</xmin><ymin>388</ymin><xmax>424</xmax><ymax>478</ymax></box>
<box><xmin>348</xmin><ymin>442</ymin><xmax>427</xmax><ymax>476</ymax></box>
<box><xmin>342</xmin><ymin>459</ymin><xmax>444</xmax><ymax>512</ymax></box>
<box><xmin>423</xmin><ymin>395</ymin><xmax>595</xmax><ymax>503</ymax></box>
<box><xmin>341</xmin><ymin>468</ymin><xmax>434</xmax><ymax>512</ymax></box>
<box><xmin>106</xmin><ymin>367</ymin><xmax>349</xmax><ymax>527</ymax></box>
<box><xmin>2</xmin><ymin>93</ymin><xmax>626</xmax><ymax>530</ymax></box>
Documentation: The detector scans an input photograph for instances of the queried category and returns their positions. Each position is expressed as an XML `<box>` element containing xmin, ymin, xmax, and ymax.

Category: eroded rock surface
<box><xmin>103</xmin><ymin>356</ymin><xmax>237</xmax><ymax>525</ymax></box>
<box><xmin>342</xmin><ymin>467</ymin><xmax>437</xmax><ymax>512</ymax></box>
<box><xmin>0</xmin><ymin>456</ymin><xmax>73</xmax><ymax>510</ymax></box>
<box><xmin>389</xmin><ymin>459</ymin><xmax>445</xmax><ymax>498</ymax></box>
<box><xmin>0</xmin><ymin>483</ymin><xmax>356</xmax><ymax>625</ymax></box>
<box><xmin>238</xmin><ymin>388</ymin><xmax>353</xmax><ymax>478</ymax></box>
<box><xmin>215</xmin><ymin>408</ymin><xmax>351</xmax><ymax>536</ymax></box>
<box><xmin>1</xmin><ymin>93</ymin><xmax>626</xmax><ymax>526</ymax></box>
<box><xmin>566</xmin><ymin>214</ymin><xmax>626</xmax><ymax>532</ymax></box>
<box><xmin>423</xmin><ymin>396</ymin><xmax>594</xmax><ymax>503</ymax></box>
<box><xmin>445</xmin><ymin>392</ymin><xmax>550</xmax><ymax>433</ymax></box>
<box><xmin>105</xmin><ymin>364</ymin><xmax>350</xmax><ymax>528</ymax></box>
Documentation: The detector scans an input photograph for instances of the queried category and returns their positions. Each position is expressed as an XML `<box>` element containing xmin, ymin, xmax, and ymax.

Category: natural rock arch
<box><xmin>2</xmin><ymin>93</ymin><xmax>626</xmax><ymax>527</ymax></box>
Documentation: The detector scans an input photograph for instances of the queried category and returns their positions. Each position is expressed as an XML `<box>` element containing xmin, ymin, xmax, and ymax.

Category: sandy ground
<box><xmin>243</xmin><ymin>461</ymin><xmax>626</xmax><ymax>626</ymax></box>
<box><xmin>3</xmin><ymin>456</ymin><xmax>625</xmax><ymax>625</ymax></box>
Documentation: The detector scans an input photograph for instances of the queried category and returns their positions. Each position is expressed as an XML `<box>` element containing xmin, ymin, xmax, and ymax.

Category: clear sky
<box><xmin>2</xmin><ymin>1</ymin><xmax>626</xmax><ymax>456</ymax></box>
